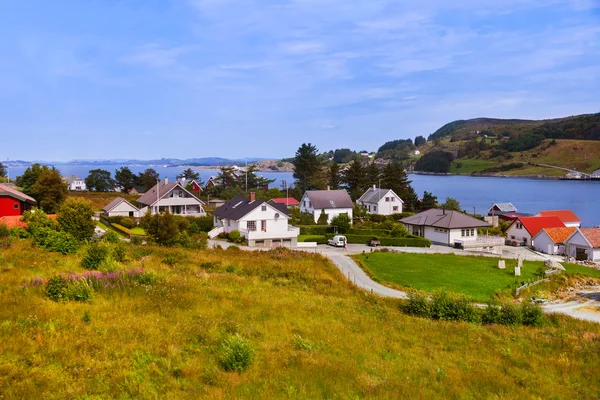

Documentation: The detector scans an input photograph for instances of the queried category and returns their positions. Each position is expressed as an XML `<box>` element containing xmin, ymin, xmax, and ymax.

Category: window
<box><xmin>261</xmin><ymin>220</ymin><xmax>267</xmax><ymax>231</ymax></box>
<box><xmin>247</xmin><ymin>221</ymin><xmax>256</xmax><ymax>231</ymax></box>
<box><xmin>511</xmin><ymin>235</ymin><xmax>515</xmax><ymax>239</ymax></box>
<box><xmin>516</xmin><ymin>222</ymin><xmax>523</xmax><ymax>229</ymax></box>
<box><xmin>391</xmin><ymin>197</ymin><xmax>395</xmax><ymax>202</ymax></box>
<box><xmin>393</xmin><ymin>206</ymin><xmax>399</xmax><ymax>212</ymax></box>
<box><xmin>274</xmin><ymin>213</ymin><xmax>280</xmax><ymax>221</ymax></box>
<box><xmin>385</xmin><ymin>197</ymin><xmax>390</xmax><ymax>202</ymax></box>
<box><xmin>13</xmin><ymin>203</ymin><xmax>19</xmax><ymax>210</ymax></box>
<box><xmin>261</xmin><ymin>205</ymin><xmax>267</xmax><ymax>211</ymax></box>
<box><xmin>373</xmin><ymin>206</ymin><xmax>377</xmax><ymax>212</ymax></box>
<box><xmin>461</xmin><ymin>229</ymin><xmax>465</xmax><ymax>237</ymax></box>
<box><xmin>304</xmin><ymin>201</ymin><xmax>307</xmax><ymax>208</ymax></box>
<box><xmin>129</xmin><ymin>211</ymin><xmax>134</xmax><ymax>217</ymax></box>
<box><xmin>470</xmin><ymin>229</ymin><xmax>475</xmax><ymax>236</ymax></box>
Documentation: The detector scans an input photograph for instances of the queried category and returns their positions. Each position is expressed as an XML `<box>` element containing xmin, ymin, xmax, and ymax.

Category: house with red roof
<box><xmin>532</xmin><ymin>227</ymin><xmax>577</xmax><ymax>255</ymax></box>
<box><xmin>536</xmin><ymin>210</ymin><xmax>582</xmax><ymax>228</ymax></box>
<box><xmin>565</xmin><ymin>228</ymin><xmax>600</xmax><ymax>261</ymax></box>
<box><xmin>505</xmin><ymin>216</ymin><xmax>565</xmax><ymax>246</ymax></box>
<box><xmin>268</xmin><ymin>197</ymin><xmax>300</xmax><ymax>208</ymax></box>
<box><xmin>0</xmin><ymin>184</ymin><xmax>36</xmax><ymax>217</ymax></box>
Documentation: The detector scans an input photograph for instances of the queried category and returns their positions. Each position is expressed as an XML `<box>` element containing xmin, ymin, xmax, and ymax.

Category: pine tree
<box><xmin>177</xmin><ymin>168</ymin><xmax>201</xmax><ymax>182</ymax></box>
<box><xmin>328</xmin><ymin>162</ymin><xmax>342</xmax><ymax>190</ymax></box>
<box><xmin>342</xmin><ymin>157</ymin><xmax>367</xmax><ymax>200</ymax></box>
<box><xmin>365</xmin><ymin>161</ymin><xmax>380</xmax><ymax>188</ymax></box>
<box><xmin>380</xmin><ymin>162</ymin><xmax>419</xmax><ymax>211</ymax></box>
<box><xmin>293</xmin><ymin>143</ymin><xmax>325</xmax><ymax>193</ymax></box>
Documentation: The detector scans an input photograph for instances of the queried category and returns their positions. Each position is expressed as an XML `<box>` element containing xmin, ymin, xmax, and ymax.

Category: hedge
<box><xmin>111</xmin><ymin>223</ymin><xmax>145</xmax><ymax>240</ymax></box>
<box><xmin>326</xmin><ymin>234</ymin><xmax>431</xmax><ymax>247</ymax></box>
<box><xmin>297</xmin><ymin>235</ymin><xmax>328</xmax><ymax>244</ymax></box>
<box><xmin>347</xmin><ymin>228</ymin><xmax>392</xmax><ymax>236</ymax></box>
<box><xmin>298</xmin><ymin>225</ymin><xmax>336</xmax><ymax>235</ymax></box>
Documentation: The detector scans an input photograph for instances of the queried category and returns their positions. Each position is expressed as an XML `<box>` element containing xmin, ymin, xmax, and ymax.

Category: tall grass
<box><xmin>0</xmin><ymin>239</ymin><xmax>599</xmax><ymax>398</ymax></box>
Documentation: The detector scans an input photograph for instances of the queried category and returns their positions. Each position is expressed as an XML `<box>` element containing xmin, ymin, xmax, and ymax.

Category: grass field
<box><xmin>130</xmin><ymin>227</ymin><xmax>146</xmax><ymax>235</ymax></box>
<box><xmin>67</xmin><ymin>192</ymin><xmax>140</xmax><ymax>211</ymax></box>
<box><xmin>354</xmin><ymin>252</ymin><xmax>600</xmax><ymax>302</ymax></box>
<box><xmin>1</xmin><ymin>240</ymin><xmax>600</xmax><ymax>398</ymax></box>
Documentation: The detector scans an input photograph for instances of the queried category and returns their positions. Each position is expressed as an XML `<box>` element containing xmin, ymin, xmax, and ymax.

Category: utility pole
<box><xmin>245</xmin><ymin>158</ymin><xmax>248</xmax><ymax>193</ymax></box>
<box><xmin>6</xmin><ymin>158</ymin><xmax>9</xmax><ymax>183</ymax></box>
<box><xmin>156</xmin><ymin>178</ymin><xmax>160</xmax><ymax>214</ymax></box>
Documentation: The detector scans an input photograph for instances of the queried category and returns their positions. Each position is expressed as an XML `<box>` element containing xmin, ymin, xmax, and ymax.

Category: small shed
<box><xmin>103</xmin><ymin>197</ymin><xmax>140</xmax><ymax>218</ymax></box>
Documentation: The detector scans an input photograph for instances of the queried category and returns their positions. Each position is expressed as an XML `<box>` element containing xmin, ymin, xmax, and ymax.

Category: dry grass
<box><xmin>67</xmin><ymin>192</ymin><xmax>141</xmax><ymax>211</ymax></box>
<box><xmin>1</xmin><ymin>240</ymin><xmax>600</xmax><ymax>398</ymax></box>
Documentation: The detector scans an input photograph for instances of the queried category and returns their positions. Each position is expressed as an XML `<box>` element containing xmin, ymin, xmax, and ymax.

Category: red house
<box><xmin>0</xmin><ymin>184</ymin><xmax>36</xmax><ymax>217</ymax></box>
<box><xmin>190</xmin><ymin>180</ymin><xmax>203</xmax><ymax>193</ymax></box>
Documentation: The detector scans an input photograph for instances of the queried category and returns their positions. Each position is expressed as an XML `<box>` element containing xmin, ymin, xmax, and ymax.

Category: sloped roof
<box><xmin>102</xmin><ymin>197</ymin><xmax>139</xmax><ymax>213</ymax></box>
<box><xmin>516</xmin><ymin>216</ymin><xmax>565</xmax><ymax>237</ymax></box>
<box><xmin>269</xmin><ymin>197</ymin><xmax>300</xmax><ymax>206</ymax></box>
<box><xmin>580</xmin><ymin>228</ymin><xmax>600</xmax><ymax>247</ymax></box>
<box><xmin>213</xmin><ymin>196</ymin><xmax>290</xmax><ymax>221</ymax></box>
<box><xmin>400</xmin><ymin>209</ymin><xmax>491</xmax><ymax>229</ymax></box>
<box><xmin>489</xmin><ymin>203</ymin><xmax>517</xmax><ymax>213</ymax></box>
<box><xmin>304</xmin><ymin>190</ymin><xmax>354</xmax><ymax>209</ymax></box>
<box><xmin>535</xmin><ymin>227</ymin><xmax>577</xmax><ymax>244</ymax></box>
<box><xmin>537</xmin><ymin>210</ymin><xmax>582</xmax><ymax>224</ymax></box>
<box><xmin>0</xmin><ymin>184</ymin><xmax>36</xmax><ymax>204</ymax></box>
<box><xmin>357</xmin><ymin>187</ymin><xmax>403</xmax><ymax>204</ymax></box>
<box><xmin>137</xmin><ymin>181</ymin><xmax>203</xmax><ymax>206</ymax></box>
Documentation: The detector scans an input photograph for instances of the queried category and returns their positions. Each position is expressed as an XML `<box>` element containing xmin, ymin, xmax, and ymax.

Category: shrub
<box><xmin>112</xmin><ymin>245</ymin><xmax>127</xmax><ymax>262</ymax></box>
<box><xmin>292</xmin><ymin>335</ymin><xmax>313</xmax><ymax>352</ymax></box>
<box><xmin>430</xmin><ymin>292</ymin><xmax>479</xmax><ymax>322</ymax></box>
<box><xmin>46</xmin><ymin>275</ymin><xmax>68</xmax><ymax>302</ymax></box>
<box><xmin>482</xmin><ymin>303</ymin><xmax>501</xmax><ymax>324</ymax></box>
<box><xmin>0</xmin><ymin>223</ymin><xmax>10</xmax><ymax>237</ymax></box>
<box><xmin>10</xmin><ymin>227</ymin><xmax>29</xmax><ymax>239</ymax></box>
<box><xmin>64</xmin><ymin>278</ymin><xmax>94</xmax><ymax>302</ymax></box>
<box><xmin>82</xmin><ymin>243</ymin><xmax>110</xmax><ymax>270</ymax></box>
<box><xmin>521</xmin><ymin>302</ymin><xmax>544</xmax><ymax>326</ymax></box>
<box><xmin>162</xmin><ymin>254</ymin><xmax>178</xmax><ymax>267</ymax></box>
<box><xmin>219</xmin><ymin>334</ymin><xmax>255</xmax><ymax>373</ymax></box>
<box><xmin>298</xmin><ymin>225</ymin><xmax>334</xmax><ymax>235</ymax></box>
<box><xmin>57</xmin><ymin>198</ymin><xmax>95</xmax><ymax>242</ymax></box>
<box><xmin>401</xmin><ymin>291</ymin><xmax>431</xmax><ymax>318</ymax></box>
<box><xmin>228</xmin><ymin>230</ymin><xmax>244</xmax><ymax>244</ymax></box>
<box><xmin>330</xmin><ymin>213</ymin><xmax>351</xmax><ymax>233</ymax></box>
<box><xmin>119</xmin><ymin>217</ymin><xmax>136</xmax><ymax>229</ymax></box>
<box><xmin>297</xmin><ymin>235</ymin><xmax>327</xmax><ymax>244</ymax></box>
<box><xmin>499</xmin><ymin>303</ymin><xmax>523</xmax><ymax>326</ymax></box>
<box><xmin>102</xmin><ymin>231</ymin><xmax>120</xmax><ymax>243</ymax></box>
<box><xmin>33</xmin><ymin>227</ymin><xmax>79</xmax><ymax>254</ymax></box>
<box><xmin>130</xmin><ymin>236</ymin><xmax>143</xmax><ymax>246</ymax></box>
<box><xmin>135</xmin><ymin>270</ymin><xmax>158</xmax><ymax>285</ymax></box>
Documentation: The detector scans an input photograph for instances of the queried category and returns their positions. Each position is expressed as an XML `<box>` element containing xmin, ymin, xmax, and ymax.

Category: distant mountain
<box><xmin>5</xmin><ymin>157</ymin><xmax>270</xmax><ymax>168</ymax></box>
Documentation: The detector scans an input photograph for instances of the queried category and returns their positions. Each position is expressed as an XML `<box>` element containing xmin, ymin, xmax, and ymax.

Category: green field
<box><xmin>2</xmin><ymin>240</ymin><xmax>600</xmax><ymax>398</ymax></box>
<box><xmin>449</xmin><ymin>159</ymin><xmax>498</xmax><ymax>174</ymax></box>
<box><xmin>130</xmin><ymin>227</ymin><xmax>146</xmax><ymax>235</ymax></box>
<box><xmin>355</xmin><ymin>253</ymin><xmax>600</xmax><ymax>302</ymax></box>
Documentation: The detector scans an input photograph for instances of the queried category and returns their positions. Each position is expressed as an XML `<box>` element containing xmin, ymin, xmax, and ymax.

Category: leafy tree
<box><xmin>245</xmin><ymin>165</ymin><xmax>275</xmax><ymax>190</ymax></box>
<box><xmin>31</xmin><ymin>168</ymin><xmax>67</xmax><ymax>213</ymax></box>
<box><xmin>293</xmin><ymin>143</ymin><xmax>325</xmax><ymax>193</ymax></box>
<box><xmin>138</xmin><ymin>168</ymin><xmax>160</xmax><ymax>190</ymax></box>
<box><xmin>15</xmin><ymin>163</ymin><xmax>47</xmax><ymax>195</ymax></box>
<box><xmin>57</xmin><ymin>198</ymin><xmax>96</xmax><ymax>242</ymax></box>
<box><xmin>330</xmin><ymin>213</ymin><xmax>351</xmax><ymax>233</ymax></box>
<box><xmin>85</xmin><ymin>169</ymin><xmax>115</xmax><ymax>192</ymax></box>
<box><xmin>441</xmin><ymin>197</ymin><xmax>462</xmax><ymax>212</ymax></box>
<box><xmin>342</xmin><ymin>157</ymin><xmax>367</xmax><ymax>200</ymax></box>
<box><xmin>114</xmin><ymin>167</ymin><xmax>138</xmax><ymax>192</ymax></box>
<box><xmin>317</xmin><ymin>209</ymin><xmax>328</xmax><ymax>225</ymax></box>
<box><xmin>141</xmin><ymin>211</ymin><xmax>180</xmax><ymax>246</ymax></box>
<box><xmin>415</xmin><ymin>151</ymin><xmax>454</xmax><ymax>173</ymax></box>
<box><xmin>421</xmin><ymin>191</ymin><xmax>438</xmax><ymax>210</ymax></box>
<box><xmin>0</xmin><ymin>162</ymin><xmax>5</xmax><ymax>178</ymax></box>
<box><xmin>177</xmin><ymin>168</ymin><xmax>201</xmax><ymax>182</ymax></box>
<box><xmin>377</xmin><ymin>139</ymin><xmax>414</xmax><ymax>153</ymax></box>
<box><xmin>327</xmin><ymin>162</ymin><xmax>342</xmax><ymax>190</ymax></box>
<box><xmin>414</xmin><ymin>136</ymin><xmax>426</xmax><ymax>147</ymax></box>
<box><xmin>365</xmin><ymin>161</ymin><xmax>380</xmax><ymax>187</ymax></box>
<box><xmin>332</xmin><ymin>148</ymin><xmax>357</xmax><ymax>164</ymax></box>
<box><xmin>289</xmin><ymin>207</ymin><xmax>316</xmax><ymax>225</ymax></box>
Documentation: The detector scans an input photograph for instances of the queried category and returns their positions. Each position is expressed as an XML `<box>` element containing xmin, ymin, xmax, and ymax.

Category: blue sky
<box><xmin>1</xmin><ymin>0</ymin><xmax>599</xmax><ymax>161</ymax></box>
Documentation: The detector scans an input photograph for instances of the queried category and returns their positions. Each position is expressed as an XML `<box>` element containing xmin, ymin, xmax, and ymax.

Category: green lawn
<box><xmin>355</xmin><ymin>253</ymin><xmax>600</xmax><ymax>302</ymax></box>
<box><xmin>130</xmin><ymin>227</ymin><xmax>146</xmax><ymax>235</ymax></box>
<box><xmin>450</xmin><ymin>159</ymin><xmax>497</xmax><ymax>174</ymax></box>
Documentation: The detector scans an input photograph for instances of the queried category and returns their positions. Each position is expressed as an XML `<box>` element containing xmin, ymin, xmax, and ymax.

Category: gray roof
<box><xmin>213</xmin><ymin>196</ymin><xmax>290</xmax><ymax>221</ymax></box>
<box><xmin>63</xmin><ymin>175</ymin><xmax>83</xmax><ymax>185</ymax></box>
<box><xmin>137</xmin><ymin>181</ymin><xmax>203</xmax><ymax>206</ymax></box>
<box><xmin>401</xmin><ymin>209</ymin><xmax>491</xmax><ymax>229</ymax></box>
<box><xmin>357</xmin><ymin>187</ymin><xmax>403</xmax><ymax>204</ymax></box>
<box><xmin>305</xmin><ymin>190</ymin><xmax>354</xmax><ymax>209</ymax></box>
<box><xmin>489</xmin><ymin>203</ymin><xmax>517</xmax><ymax>213</ymax></box>
<box><xmin>0</xmin><ymin>184</ymin><xmax>36</xmax><ymax>204</ymax></box>
<box><xmin>103</xmin><ymin>197</ymin><xmax>139</xmax><ymax>213</ymax></box>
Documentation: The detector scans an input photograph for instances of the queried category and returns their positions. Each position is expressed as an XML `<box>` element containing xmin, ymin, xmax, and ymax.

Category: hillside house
<box><xmin>400</xmin><ymin>209</ymin><xmax>500</xmax><ymax>251</ymax></box>
<box><xmin>299</xmin><ymin>189</ymin><xmax>354</xmax><ymax>224</ymax></box>
<box><xmin>357</xmin><ymin>186</ymin><xmax>403</xmax><ymax>215</ymax></box>
<box><xmin>63</xmin><ymin>176</ymin><xmax>86</xmax><ymax>191</ymax></box>
<box><xmin>488</xmin><ymin>203</ymin><xmax>517</xmax><ymax>216</ymax></box>
<box><xmin>505</xmin><ymin>216</ymin><xmax>565</xmax><ymax>246</ymax></box>
<box><xmin>565</xmin><ymin>228</ymin><xmax>600</xmax><ymax>261</ymax></box>
<box><xmin>137</xmin><ymin>178</ymin><xmax>206</xmax><ymax>216</ymax></box>
<box><xmin>268</xmin><ymin>197</ymin><xmax>300</xmax><ymax>208</ymax></box>
<box><xmin>210</xmin><ymin>192</ymin><xmax>299</xmax><ymax>247</ymax></box>
<box><xmin>532</xmin><ymin>227</ymin><xmax>577</xmax><ymax>255</ymax></box>
<box><xmin>102</xmin><ymin>198</ymin><xmax>140</xmax><ymax>218</ymax></box>
<box><xmin>536</xmin><ymin>210</ymin><xmax>582</xmax><ymax>228</ymax></box>
<box><xmin>0</xmin><ymin>184</ymin><xmax>36</xmax><ymax>217</ymax></box>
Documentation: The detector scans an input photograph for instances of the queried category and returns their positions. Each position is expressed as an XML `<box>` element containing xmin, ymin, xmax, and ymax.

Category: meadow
<box><xmin>1</xmin><ymin>239</ymin><xmax>600</xmax><ymax>398</ymax></box>
<box><xmin>354</xmin><ymin>252</ymin><xmax>600</xmax><ymax>302</ymax></box>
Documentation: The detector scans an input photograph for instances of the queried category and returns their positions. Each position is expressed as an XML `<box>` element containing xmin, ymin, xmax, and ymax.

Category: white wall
<box><xmin>448</xmin><ymin>228</ymin><xmax>478</xmax><ymax>244</ymax></box>
<box><xmin>239</xmin><ymin>205</ymin><xmax>291</xmax><ymax>237</ymax></box>
<box><xmin>106</xmin><ymin>202</ymin><xmax>140</xmax><ymax>217</ymax></box>
<box><xmin>564</xmin><ymin>222</ymin><xmax>581</xmax><ymax>228</ymax></box>
<box><xmin>375</xmin><ymin>194</ymin><xmax>402</xmax><ymax>216</ymax></box>
<box><xmin>533</xmin><ymin>231</ymin><xmax>560</xmax><ymax>254</ymax></box>
<box><xmin>505</xmin><ymin>223</ymin><xmax>531</xmax><ymax>245</ymax></box>
<box><xmin>592</xmin><ymin>249</ymin><xmax>600</xmax><ymax>261</ymax></box>
<box><xmin>424</xmin><ymin>226</ymin><xmax>449</xmax><ymax>244</ymax></box>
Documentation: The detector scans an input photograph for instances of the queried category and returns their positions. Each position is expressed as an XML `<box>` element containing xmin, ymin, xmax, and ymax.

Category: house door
<box><xmin>261</xmin><ymin>220</ymin><xmax>267</xmax><ymax>232</ymax></box>
<box><xmin>172</xmin><ymin>206</ymin><xmax>181</xmax><ymax>215</ymax></box>
<box><xmin>576</xmin><ymin>247</ymin><xmax>588</xmax><ymax>261</ymax></box>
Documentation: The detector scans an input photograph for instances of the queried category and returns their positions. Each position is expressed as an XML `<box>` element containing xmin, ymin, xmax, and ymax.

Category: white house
<box><xmin>532</xmin><ymin>227</ymin><xmax>576</xmax><ymax>255</ymax></box>
<box><xmin>536</xmin><ymin>210</ymin><xmax>582</xmax><ymax>228</ymax></box>
<box><xmin>137</xmin><ymin>178</ymin><xmax>206</xmax><ymax>216</ymax></box>
<box><xmin>565</xmin><ymin>228</ymin><xmax>600</xmax><ymax>261</ymax></box>
<box><xmin>400</xmin><ymin>209</ymin><xmax>502</xmax><ymax>252</ymax></box>
<box><xmin>102</xmin><ymin>197</ymin><xmax>140</xmax><ymax>218</ymax></box>
<box><xmin>299</xmin><ymin>189</ymin><xmax>354</xmax><ymax>224</ymax></box>
<box><xmin>505</xmin><ymin>216</ymin><xmax>565</xmax><ymax>246</ymax></box>
<box><xmin>357</xmin><ymin>186</ymin><xmax>403</xmax><ymax>215</ymax></box>
<box><xmin>210</xmin><ymin>193</ymin><xmax>299</xmax><ymax>247</ymax></box>
<box><xmin>64</xmin><ymin>176</ymin><xmax>86</xmax><ymax>191</ymax></box>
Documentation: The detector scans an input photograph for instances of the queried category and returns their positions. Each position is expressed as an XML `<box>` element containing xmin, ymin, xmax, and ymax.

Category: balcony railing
<box><xmin>455</xmin><ymin>236</ymin><xmax>505</xmax><ymax>249</ymax></box>
<box><xmin>240</xmin><ymin>225</ymin><xmax>300</xmax><ymax>240</ymax></box>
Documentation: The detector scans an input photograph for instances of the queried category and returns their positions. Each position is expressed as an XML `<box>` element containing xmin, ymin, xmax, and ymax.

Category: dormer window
<box><xmin>261</xmin><ymin>205</ymin><xmax>267</xmax><ymax>211</ymax></box>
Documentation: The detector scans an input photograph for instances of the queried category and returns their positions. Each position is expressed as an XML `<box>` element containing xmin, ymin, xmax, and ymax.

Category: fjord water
<box><xmin>9</xmin><ymin>166</ymin><xmax>600</xmax><ymax>226</ymax></box>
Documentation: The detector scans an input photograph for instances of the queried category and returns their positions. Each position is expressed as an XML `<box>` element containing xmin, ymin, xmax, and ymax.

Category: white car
<box><xmin>328</xmin><ymin>235</ymin><xmax>347</xmax><ymax>247</ymax></box>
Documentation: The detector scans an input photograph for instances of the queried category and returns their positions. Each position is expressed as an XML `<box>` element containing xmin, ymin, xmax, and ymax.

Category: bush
<box><xmin>33</xmin><ymin>227</ymin><xmax>79</xmax><ymax>254</ymax></box>
<box><xmin>10</xmin><ymin>227</ymin><xmax>29</xmax><ymax>239</ymax></box>
<box><xmin>482</xmin><ymin>303</ymin><xmax>501</xmax><ymax>324</ymax></box>
<box><xmin>521</xmin><ymin>302</ymin><xmax>544</xmax><ymax>326</ymax></box>
<box><xmin>186</xmin><ymin>216</ymin><xmax>214</xmax><ymax>234</ymax></box>
<box><xmin>64</xmin><ymin>278</ymin><xmax>94</xmax><ymax>302</ymax></box>
<box><xmin>499</xmin><ymin>303</ymin><xmax>523</xmax><ymax>326</ymax></box>
<box><xmin>430</xmin><ymin>292</ymin><xmax>479</xmax><ymax>322</ymax></box>
<box><xmin>330</xmin><ymin>234</ymin><xmax>430</xmax><ymax>247</ymax></box>
<box><xmin>298</xmin><ymin>225</ymin><xmax>334</xmax><ymax>235</ymax></box>
<box><xmin>0</xmin><ymin>223</ymin><xmax>10</xmax><ymax>237</ymax></box>
<box><xmin>46</xmin><ymin>275</ymin><xmax>68</xmax><ymax>302</ymax></box>
<box><xmin>219</xmin><ymin>334</ymin><xmax>255</xmax><ymax>373</ymax></box>
<box><xmin>401</xmin><ymin>291</ymin><xmax>431</xmax><ymax>318</ymax></box>
<box><xmin>119</xmin><ymin>217</ymin><xmax>136</xmax><ymax>229</ymax></box>
<box><xmin>297</xmin><ymin>235</ymin><xmax>327</xmax><ymax>244</ymax></box>
<box><xmin>102</xmin><ymin>231</ymin><xmax>120</xmax><ymax>243</ymax></box>
<box><xmin>330</xmin><ymin>213</ymin><xmax>351</xmax><ymax>233</ymax></box>
<box><xmin>82</xmin><ymin>243</ymin><xmax>110</xmax><ymax>270</ymax></box>
<box><xmin>130</xmin><ymin>236</ymin><xmax>143</xmax><ymax>246</ymax></box>
<box><xmin>57</xmin><ymin>198</ymin><xmax>95</xmax><ymax>242</ymax></box>
<box><xmin>228</xmin><ymin>230</ymin><xmax>244</xmax><ymax>244</ymax></box>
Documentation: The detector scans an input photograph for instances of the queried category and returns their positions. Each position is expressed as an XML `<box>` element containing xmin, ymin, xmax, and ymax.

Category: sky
<box><xmin>1</xmin><ymin>0</ymin><xmax>599</xmax><ymax>161</ymax></box>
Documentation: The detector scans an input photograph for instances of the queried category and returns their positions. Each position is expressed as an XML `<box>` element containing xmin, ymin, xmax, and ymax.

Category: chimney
<box><xmin>164</xmin><ymin>177</ymin><xmax>168</xmax><ymax>185</ymax></box>
<box><xmin>327</xmin><ymin>185</ymin><xmax>330</xmax><ymax>191</ymax></box>
<box><xmin>249</xmin><ymin>192</ymin><xmax>255</xmax><ymax>202</ymax></box>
